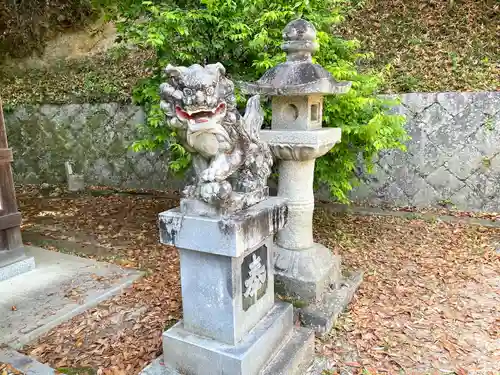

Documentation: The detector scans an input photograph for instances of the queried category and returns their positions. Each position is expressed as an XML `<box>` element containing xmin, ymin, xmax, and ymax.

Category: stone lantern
<box><xmin>243</xmin><ymin>19</ymin><xmax>362</xmax><ymax>336</ymax></box>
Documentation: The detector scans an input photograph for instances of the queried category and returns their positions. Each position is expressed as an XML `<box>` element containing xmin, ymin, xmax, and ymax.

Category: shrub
<box><xmin>105</xmin><ymin>0</ymin><xmax>408</xmax><ymax>202</ymax></box>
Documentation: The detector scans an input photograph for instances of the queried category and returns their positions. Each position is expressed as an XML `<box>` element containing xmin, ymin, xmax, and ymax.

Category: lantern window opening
<box><xmin>284</xmin><ymin>103</ymin><xmax>299</xmax><ymax>122</ymax></box>
<box><xmin>310</xmin><ymin>104</ymin><xmax>319</xmax><ymax>123</ymax></box>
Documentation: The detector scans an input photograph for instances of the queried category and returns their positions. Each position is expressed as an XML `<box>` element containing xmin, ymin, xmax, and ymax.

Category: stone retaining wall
<box><xmin>351</xmin><ymin>91</ymin><xmax>500</xmax><ymax>211</ymax></box>
<box><xmin>5</xmin><ymin>91</ymin><xmax>500</xmax><ymax>211</ymax></box>
<box><xmin>5</xmin><ymin>103</ymin><xmax>178</xmax><ymax>189</ymax></box>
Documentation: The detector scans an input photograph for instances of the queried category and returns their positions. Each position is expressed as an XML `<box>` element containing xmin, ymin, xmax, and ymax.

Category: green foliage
<box><xmin>107</xmin><ymin>0</ymin><xmax>408</xmax><ymax>202</ymax></box>
<box><xmin>57</xmin><ymin>367</ymin><xmax>96</xmax><ymax>375</ymax></box>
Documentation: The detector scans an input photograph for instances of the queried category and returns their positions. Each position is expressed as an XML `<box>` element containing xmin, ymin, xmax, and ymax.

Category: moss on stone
<box><xmin>57</xmin><ymin>367</ymin><xmax>97</xmax><ymax>375</ymax></box>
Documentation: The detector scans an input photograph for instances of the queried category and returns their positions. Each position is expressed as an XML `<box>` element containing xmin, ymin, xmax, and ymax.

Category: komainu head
<box><xmin>160</xmin><ymin>63</ymin><xmax>237</xmax><ymax>129</ymax></box>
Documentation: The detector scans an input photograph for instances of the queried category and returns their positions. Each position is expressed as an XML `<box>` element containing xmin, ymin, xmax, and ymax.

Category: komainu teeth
<box><xmin>181</xmin><ymin>104</ymin><xmax>225</xmax><ymax>116</ymax></box>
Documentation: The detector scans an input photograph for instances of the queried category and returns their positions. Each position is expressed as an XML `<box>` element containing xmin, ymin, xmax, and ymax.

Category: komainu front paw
<box><xmin>200</xmin><ymin>168</ymin><xmax>218</xmax><ymax>182</ymax></box>
<box><xmin>199</xmin><ymin>181</ymin><xmax>232</xmax><ymax>203</ymax></box>
<box><xmin>182</xmin><ymin>185</ymin><xmax>196</xmax><ymax>197</ymax></box>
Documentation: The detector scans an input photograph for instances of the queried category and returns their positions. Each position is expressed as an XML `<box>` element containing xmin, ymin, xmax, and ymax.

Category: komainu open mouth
<box><xmin>176</xmin><ymin>102</ymin><xmax>226</xmax><ymax>123</ymax></box>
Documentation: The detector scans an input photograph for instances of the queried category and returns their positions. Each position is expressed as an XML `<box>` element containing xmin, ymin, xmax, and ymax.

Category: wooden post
<box><xmin>0</xmin><ymin>98</ymin><xmax>25</xmax><ymax>268</ymax></box>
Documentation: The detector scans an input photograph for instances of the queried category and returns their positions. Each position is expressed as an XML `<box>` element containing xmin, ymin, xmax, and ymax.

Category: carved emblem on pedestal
<box><xmin>242</xmin><ymin>245</ymin><xmax>268</xmax><ymax>311</ymax></box>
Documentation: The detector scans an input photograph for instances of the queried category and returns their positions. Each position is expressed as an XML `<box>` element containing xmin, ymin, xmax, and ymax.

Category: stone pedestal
<box><xmin>158</xmin><ymin>197</ymin><xmax>314</xmax><ymax>375</ymax></box>
<box><xmin>261</xmin><ymin>128</ymin><xmax>363</xmax><ymax>337</ymax></box>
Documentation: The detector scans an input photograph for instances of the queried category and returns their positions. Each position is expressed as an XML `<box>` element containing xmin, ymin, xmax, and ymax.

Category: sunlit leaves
<box><xmin>108</xmin><ymin>0</ymin><xmax>408</xmax><ymax>202</ymax></box>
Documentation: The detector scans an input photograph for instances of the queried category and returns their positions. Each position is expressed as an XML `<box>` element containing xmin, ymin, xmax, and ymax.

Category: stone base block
<box><xmin>274</xmin><ymin>243</ymin><xmax>341</xmax><ymax>302</ymax></box>
<box><xmin>163</xmin><ymin>301</ymin><xmax>312</xmax><ymax>375</ymax></box>
<box><xmin>142</xmin><ymin>327</ymin><xmax>314</xmax><ymax>375</ymax></box>
<box><xmin>298</xmin><ymin>270</ymin><xmax>363</xmax><ymax>338</ymax></box>
<box><xmin>0</xmin><ymin>255</ymin><xmax>35</xmax><ymax>282</ymax></box>
<box><xmin>180</xmin><ymin>187</ymin><xmax>269</xmax><ymax>217</ymax></box>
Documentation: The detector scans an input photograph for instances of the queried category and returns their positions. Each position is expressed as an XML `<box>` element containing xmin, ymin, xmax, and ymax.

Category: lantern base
<box><xmin>273</xmin><ymin>243</ymin><xmax>363</xmax><ymax>338</ymax></box>
<box><xmin>274</xmin><ymin>243</ymin><xmax>341</xmax><ymax>301</ymax></box>
<box><xmin>298</xmin><ymin>270</ymin><xmax>363</xmax><ymax>338</ymax></box>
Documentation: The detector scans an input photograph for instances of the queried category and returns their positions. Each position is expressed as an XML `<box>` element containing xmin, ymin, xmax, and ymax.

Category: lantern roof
<box><xmin>242</xmin><ymin>19</ymin><xmax>351</xmax><ymax>97</ymax></box>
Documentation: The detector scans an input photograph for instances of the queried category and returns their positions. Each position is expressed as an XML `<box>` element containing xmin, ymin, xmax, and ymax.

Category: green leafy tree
<box><xmin>104</xmin><ymin>0</ymin><xmax>408</xmax><ymax>202</ymax></box>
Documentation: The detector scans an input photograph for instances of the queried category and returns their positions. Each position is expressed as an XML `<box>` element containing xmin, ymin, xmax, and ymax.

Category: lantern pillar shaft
<box><xmin>276</xmin><ymin>159</ymin><xmax>315</xmax><ymax>250</ymax></box>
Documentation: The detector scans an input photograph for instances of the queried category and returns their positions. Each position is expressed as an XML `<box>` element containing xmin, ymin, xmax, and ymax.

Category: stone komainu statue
<box><xmin>160</xmin><ymin>62</ymin><xmax>273</xmax><ymax>209</ymax></box>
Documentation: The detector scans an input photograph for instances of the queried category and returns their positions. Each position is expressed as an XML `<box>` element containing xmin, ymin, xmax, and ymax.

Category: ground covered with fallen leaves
<box><xmin>17</xmin><ymin>186</ymin><xmax>500</xmax><ymax>375</ymax></box>
<box><xmin>340</xmin><ymin>0</ymin><xmax>499</xmax><ymax>92</ymax></box>
<box><xmin>2</xmin><ymin>0</ymin><xmax>497</xmax><ymax>110</ymax></box>
<box><xmin>315</xmin><ymin>209</ymin><xmax>500</xmax><ymax>374</ymax></box>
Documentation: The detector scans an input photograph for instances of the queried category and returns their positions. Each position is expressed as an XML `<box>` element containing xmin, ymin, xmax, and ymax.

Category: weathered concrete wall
<box><xmin>351</xmin><ymin>91</ymin><xmax>500</xmax><ymax>211</ymax></box>
<box><xmin>4</xmin><ymin>91</ymin><xmax>500</xmax><ymax>211</ymax></box>
<box><xmin>5</xmin><ymin>103</ymin><xmax>178</xmax><ymax>189</ymax></box>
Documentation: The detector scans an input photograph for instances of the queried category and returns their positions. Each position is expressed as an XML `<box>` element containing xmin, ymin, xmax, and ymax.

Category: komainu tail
<box><xmin>243</xmin><ymin>94</ymin><xmax>264</xmax><ymax>141</ymax></box>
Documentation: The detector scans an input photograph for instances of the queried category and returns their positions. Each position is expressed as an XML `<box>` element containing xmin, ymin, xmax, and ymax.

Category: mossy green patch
<box><xmin>0</xmin><ymin>49</ymin><xmax>152</xmax><ymax>107</ymax></box>
<box><xmin>57</xmin><ymin>367</ymin><xmax>97</xmax><ymax>375</ymax></box>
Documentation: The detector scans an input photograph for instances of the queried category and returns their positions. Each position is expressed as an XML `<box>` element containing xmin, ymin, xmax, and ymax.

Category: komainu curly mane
<box><xmin>160</xmin><ymin>62</ymin><xmax>273</xmax><ymax>210</ymax></box>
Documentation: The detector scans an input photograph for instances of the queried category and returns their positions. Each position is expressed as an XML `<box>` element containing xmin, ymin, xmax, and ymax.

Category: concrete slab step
<box><xmin>260</xmin><ymin>327</ymin><xmax>314</xmax><ymax>375</ymax></box>
<box><xmin>0</xmin><ymin>246</ymin><xmax>142</xmax><ymax>348</ymax></box>
<box><xmin>0</xmin><ymin>348</ymin><xmax>55</xmax><ymax>375</ymax></box>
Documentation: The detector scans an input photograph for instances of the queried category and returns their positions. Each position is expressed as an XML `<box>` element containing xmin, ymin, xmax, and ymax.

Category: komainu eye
<box><xmin>183</xmin><ymin>88</ymin><xmax>193</xmax><ymax>96</ymax></box>
<box><xmin>206</xmin><ymin>86</ymin><xmax>215</xmax><ymax>96</ymax></box>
